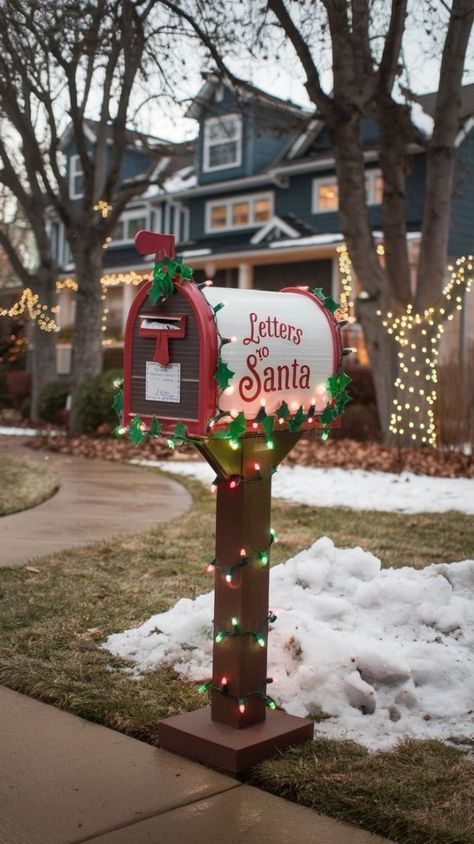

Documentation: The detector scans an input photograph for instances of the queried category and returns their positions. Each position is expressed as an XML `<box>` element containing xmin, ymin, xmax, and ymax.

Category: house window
<box><xmin>366</xmin><ymin>170</ymin><xmax>383</xmax><ymax>204</ymax></box>
<box><xmin>203</xmin><ymin>114</ymin><xmax>242</xmax><ymax>172</ymax></box>
<box><xmin>206</xmin><ymin>193</ymin><xmax>273</xmax><ymax>233</ymax></box>
<box><xmin>312</xmin><ymin>178</ymin><xmax>339</xmax><ymax>213</ymax></box>
<box><xmin>312</xmin><ymin>170</ymin><xmax>383</xmax><ymax>213</ymax></box>
<box><xmin>69</xmin><ymin>154</ymin><xmax>84</xmax><ymax>199</ymax></box>
<box><xmin>112</xmin><ymin>209</ymin><xmax>148</xmax><ymax>243</ymax></box>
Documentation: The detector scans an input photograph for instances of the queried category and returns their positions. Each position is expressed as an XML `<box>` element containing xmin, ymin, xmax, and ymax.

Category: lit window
<box><xmin>206</xmin><ymin>193</ymin><xmax>273</xmax><ymax>232</ymax></box>
<box><xmin>203</xmin><ymin>114</ymin><xmax>242</xmax><ymax>172</ymax></box>
<box><xmin>210</xmin><ymin>205</ymin><xmax>227</xmax><ymax>229</ymax></box>
<box><xmin>366</xmin><ymin>171</ymin><xmax>383</xmax><ymax>204</ymax></box>
<box><xmin>253</xmin><ymin>198</ymin><xmax>271</xmax><ymax>223</ymax></box>
<box><xmin>69</xmin><ymin>155</ymin><xmax>84</xmax><ymax>199</ymax></box>
<box><xmin>232</xmin><ymin>202</ymin><xmax>249</xmax><ymax>226</ymax></box>
<box><xmin>314</xmin><ymin>181</ymin><xmax>339</xmax><ymax>212</ymax></box>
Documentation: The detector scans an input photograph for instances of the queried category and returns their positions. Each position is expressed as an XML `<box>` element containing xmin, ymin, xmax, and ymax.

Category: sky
<box><xmin>139</xmin><ymin>4</ymin><xmax>474</xmax><ymax>143</ymax></box>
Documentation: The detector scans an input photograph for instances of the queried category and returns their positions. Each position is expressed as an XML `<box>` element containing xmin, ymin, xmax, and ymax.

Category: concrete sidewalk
<box><xmin>0</xmin><ymin>440</ymin><xmax>192</xmax><ymax>566</ymax></box>
<box><xmin>0</xmin><ymin>687</ymin><xmax>393</xmax><ymax>844</ymax></box>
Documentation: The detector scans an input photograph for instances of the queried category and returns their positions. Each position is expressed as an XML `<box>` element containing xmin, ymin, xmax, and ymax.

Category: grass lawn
<box><xmin>0</xmin><ymin>467</ymin><xmax>473</xmax><ymax>844</ymax></box>
<box><xmin>0</xmin><ymin>455</ymin><xmax>59</xmax><ymax>516</ymax></box>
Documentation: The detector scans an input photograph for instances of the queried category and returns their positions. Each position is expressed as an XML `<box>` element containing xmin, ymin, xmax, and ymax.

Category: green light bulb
<box><xmin>256</xmin><ymin>633</ymin><xmax>265</xmax><ymax>647</ymax></box>
<box><xmin>215</xmin><ymin>631</ymin><xmax>225</xmax><ymax>643</ymax></box>
<box><xmin>231</xmin><ymin>617</ymin><xmax>239</xmax><ymax>627</ymax></box>
<box><xmin>261</xmin><ymin>553</ymin><xmax>269</xmax><ymax>565</ymax></box>
<box><xmin>230</xmin><ymin>439</ymin><xmax>239</xmax><ymax>450</ymax></box>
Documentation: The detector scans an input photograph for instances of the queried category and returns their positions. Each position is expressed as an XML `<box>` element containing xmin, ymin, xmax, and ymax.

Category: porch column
<box><xmin>238</xmin><ymin>263</ymin><xmax>254</xmax><ymax>290</ymax></box>
<box><xmin>122</xmin><ymin>282</ymin><xmax>135</xmax><ymax>337</ymax></box>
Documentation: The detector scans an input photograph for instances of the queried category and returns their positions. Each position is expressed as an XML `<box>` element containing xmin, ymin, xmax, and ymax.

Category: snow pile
<box><xmin>104</xmin><ymin>538</ymin><xmax>474</xmax><ymax>749</ymax></box>
<box><xmin>0</xmin><ymin>426</ymin><xmax>40</xmax><ymax>437</ymax></box>
<box><xmin>130</xmin><ymin>459</ymin><xmax>474</xmax><ymax>515</ymax></box>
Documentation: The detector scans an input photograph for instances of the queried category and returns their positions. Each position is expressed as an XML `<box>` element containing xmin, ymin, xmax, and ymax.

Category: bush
<box><xmin>75</xmin><ymin>369</ymin><xmax>122</xmax><ymax>435</ymax></box>
<box><xmin>0</xmin><ymin>368</ymin><xmax>11</xmax><ymax>410</ymax></box>
<box><xmin>37</xmin><ymin>380</ymin><xmax>71</xmax><ymax>423</ymax></box>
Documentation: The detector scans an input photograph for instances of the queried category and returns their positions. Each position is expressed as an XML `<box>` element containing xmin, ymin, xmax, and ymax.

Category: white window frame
<box><xmin>312</xmin><ymin>170</ymin><xmax>383</xmax><ymax>213</ymax></box>
<box><xmin>203</xmin><ymin>113</ymin><xmax>243</xmax><ymax>173</ymax></box>
<box><xmin>69</xmin><ymin>154</ymin><xmax>84</xmax><ymax>199</ymax></box>
<box><xmin>312</xmin><ymin>176</ymin><xmax>339</xmax><ymax>214</ymax></box>
<box><xmin>366</xmin><ymin>169</ymin><xmax>383</xmax><ymax>205</ymax></box>
<box><xmin>205</xmin><ymin>192</ymin><xmax>274</xmax><ymax>233</ymax></box>
<box><xmin>112</xmin><ymin>207</ymin><xmax>149</xmax><ymax>244</ymax></box>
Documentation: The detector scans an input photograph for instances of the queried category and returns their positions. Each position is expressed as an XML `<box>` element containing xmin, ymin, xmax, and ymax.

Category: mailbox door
<box><xmin>123</xmin><ymin>280</ymin><xmax>218</xmax><ymax>437</ymax></box>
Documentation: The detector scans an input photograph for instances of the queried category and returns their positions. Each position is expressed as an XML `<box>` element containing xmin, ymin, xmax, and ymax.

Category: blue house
<box><xmin>54</xmin><ymin>78</ymin><xmax>474</xmax><ymax>371</ymax></box>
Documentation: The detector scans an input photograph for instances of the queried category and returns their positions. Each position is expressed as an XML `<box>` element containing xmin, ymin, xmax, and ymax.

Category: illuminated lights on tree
<box><xmin>336</xmin><ymin>245</ymin><xmax>473</xmax><ymax>446</ymax></box>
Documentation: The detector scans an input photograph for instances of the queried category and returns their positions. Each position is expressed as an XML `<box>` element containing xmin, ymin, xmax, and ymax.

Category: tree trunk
<box><xmin>386</xmin><ymin>323</ymin><xmax>439</xmax><ymax>447</ymax></box>
<box><xmin>30</xmin><ymin>269</ymin><xmax>58</xmax><ymax>420</ymax></box>
<box><xmin>69</xmin><ymin>242</ymin><xmax>104</xmax><ymax>433</ymax></box>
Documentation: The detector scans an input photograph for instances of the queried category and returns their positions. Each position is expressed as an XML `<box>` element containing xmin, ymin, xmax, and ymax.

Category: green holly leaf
<box><xmin>214</xmin><ymin>359</ymin><xmax>235</xmax><ymax>390</ymax></box>
<box><xmin>320</xmin><ymin>405</ymin><xmax>338</xmax><ymax>426</ymax></box>
<box><xmin>261</xmin><ymin>415</ymin><xmax>274</xmax><ymax>436</ymax></box>
<box><xmin>174</xmin><ymin>421</ymin><xmax>187</xmax><ymax>442</ymax></box>
<box><xmin>129</xmin><ymin>416</ymin><xmax>145</xmax><ymax>446</ymax></box>
<box><xmin>336</xmin><ymin>392</ymin><xmax>351</xmax><ymax>414</ymax></box>
<box><xmin>276</xmin><ymin>400</ymin><xmax>290</xmax><ymax>420</ymax></box>
<box><xmin>149</xmin><ymin>417</ymin><xmax>162</xmax><ymax>438</ymax></box>
<box><xmin>324</xmin><ymin>296</ymin><xmax>341</xmax><ymax>313</ymax></box>
<box><xmin>313</xmin><ymin>287</ymin><xmax>326</xmax><ymax>302</ymax></box>
<box><xmin>289</xmin><ymin>405</ymin><xmax>306</xmax><ymax>431</ymax></box>
<box><xmin>212</xmin><ymin>429</ymin><xmax>232</xmax><ymax>440</ymax></box>
<box><xmin>229</xmin><ymin>411</ymin><xmax>246</xmax><ymax>441</ymax></box>
<box><xmin>327</xmin><ymin>372</ymin><xmax>352</xmax><ymax>397</ymax></box>
<box><xmin>255</xmin><ymin>406</ymin><xmax>267</xmax><ymax>423</ymax></box>
<box><xmin>112</xmin><ymin>389</ymin><xmax>123</xmax><ymax>419</ymax></box>
<box><xmin>150</xmin><ymin>277</ymin><xmax>166</xmax><ymax>305</ymax></box>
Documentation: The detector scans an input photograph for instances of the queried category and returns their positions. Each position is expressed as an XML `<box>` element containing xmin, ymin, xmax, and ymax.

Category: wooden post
<box><xmin>157</xmin><ymin>432</ymin><xmax>315</xmax><ymax>772</ymax></box>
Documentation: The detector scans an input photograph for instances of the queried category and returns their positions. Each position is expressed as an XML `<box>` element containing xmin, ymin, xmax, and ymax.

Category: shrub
<box><xmin>37</xmin><ymin>380</ymin><xmax>71</xmax><ymax>423</ymax></box>
<box><xmin>75</xmin><ymin>369</ymin><xmax>122</xmax><ymax>434</ymax></box>
<box><xmin>0</xmin><ymin>368</ymin><xmax>11</xmax><ymax>410</ymax></box>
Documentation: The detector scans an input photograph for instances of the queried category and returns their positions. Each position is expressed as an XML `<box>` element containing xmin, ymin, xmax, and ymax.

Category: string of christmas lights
<box><xmin>337</xmin><ymin>245</ymin><xmax>473</xmax><ymax>446</ymax></box>
<box><xmin>206</xmin><ymin>529</ymin><xmax>278</xmax><ymax>582</ymax></box>
<box><xmin>0</xmin><ymin>288</ymin><xmax>59</xmax><ymax>332</ymax></box>
<box><xmin>214</xmin><ymin>611</ymin><xmax>277</xmax><ymax>647</ymax></box>
<box><xmin>198</xmin><ymin>678</ymin><xmax>277</xmax><ymax>713</ymax></box>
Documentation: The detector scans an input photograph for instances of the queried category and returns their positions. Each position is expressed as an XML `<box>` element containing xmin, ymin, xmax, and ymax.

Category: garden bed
<box><xmin>26</xmin><ymin>430</ymin><xmax>473</xmax><ymax>477</ymax></box>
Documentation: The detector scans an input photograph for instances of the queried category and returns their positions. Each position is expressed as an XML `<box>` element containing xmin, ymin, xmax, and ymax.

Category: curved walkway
<box><xmin>0</xmin><ymin>438</ymin><xmax>192</xmax><ymax>567</ymax></box>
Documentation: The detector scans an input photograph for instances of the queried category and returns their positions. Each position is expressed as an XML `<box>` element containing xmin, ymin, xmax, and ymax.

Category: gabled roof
<box><xmin>186</xmin><ymin>73</ymin><xmax>309</xmax><ymax>121</ymax></box>
<box><xmin>59</xmin><ymin>117</ymin><xmax>194</xmax><ymax>157</ymax></box>
<box><xmin>279</xmin><ymin>83</ymin><xmax>474</xmax><ymax>164</ymax></box>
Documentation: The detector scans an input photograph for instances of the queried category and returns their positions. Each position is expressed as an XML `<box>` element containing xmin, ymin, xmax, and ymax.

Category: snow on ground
<box><xmin>104</xmin><ymin>537</ymin><xmax>474</xmax><ymax>750</ymax></box>
<box><xmin>131</xmin><ymin>459</ymin><xmax>474</xmax><ymax>515</ymax></box>
<box><xmin>0</xmin><ymin>426</ymin><xmax>40</xmax><ymax>437</ymax></box>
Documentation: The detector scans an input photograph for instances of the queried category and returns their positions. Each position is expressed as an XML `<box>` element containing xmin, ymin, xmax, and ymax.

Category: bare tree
<box><xmin>160</xmin><ymin>0</ymin><xmax>474</xmax><ymax>446</ymax></box>
<box><xmin>0</xmin><ymin>179</ymin><xmax>57</xmax><ymax>417</ymax></box>
<box><xmin>0</xmin><ymin>0</ymin><xmax>189</xmax><ymax>430</ymax></box>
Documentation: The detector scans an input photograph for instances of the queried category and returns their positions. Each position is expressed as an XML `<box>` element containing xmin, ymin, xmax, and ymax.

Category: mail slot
<box><xmin>123</xmin><ymin>271</ymin><xmax>343</xmax><ymax>438</ymax></box>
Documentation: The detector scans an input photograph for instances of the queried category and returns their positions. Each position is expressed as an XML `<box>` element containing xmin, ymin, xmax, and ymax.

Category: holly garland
<box><xmin>312</xmin><ymin>286</ymin><xmax>341</xmax><ymax>314</ymax></box>
<box><xmin>150</xmin><ymin>256</ymin><xmax>194</xmax><ymax>305</ymax></box>
<box><xmin>112</xmin><ymin>370</ymin><xmax>351</xmax><ymax>450</ymax></box>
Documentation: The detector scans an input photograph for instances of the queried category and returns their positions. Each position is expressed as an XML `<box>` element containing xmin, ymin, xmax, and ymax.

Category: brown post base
<box><xmin>157</xmin><ymin>707</ymin><xmax>314</xmax><ymax>774</ymax></box>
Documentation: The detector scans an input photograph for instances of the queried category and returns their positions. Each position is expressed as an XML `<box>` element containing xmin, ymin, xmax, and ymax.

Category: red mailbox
<box><xmin>121</xmin><ymin>231</ymin><xmax>349</xmax><ymax>774</ymax></box>
<box><xmin>124</xmin><ymin>236</ymin><xmax>342</xmax><ymax>439</ymax></box>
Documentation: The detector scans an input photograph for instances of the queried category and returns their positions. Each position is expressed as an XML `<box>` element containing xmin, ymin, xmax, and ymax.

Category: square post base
<box><xmin>157</xmin><ymin>707</ymin><xmax>314</xmax><ymax>774</ymax></box>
